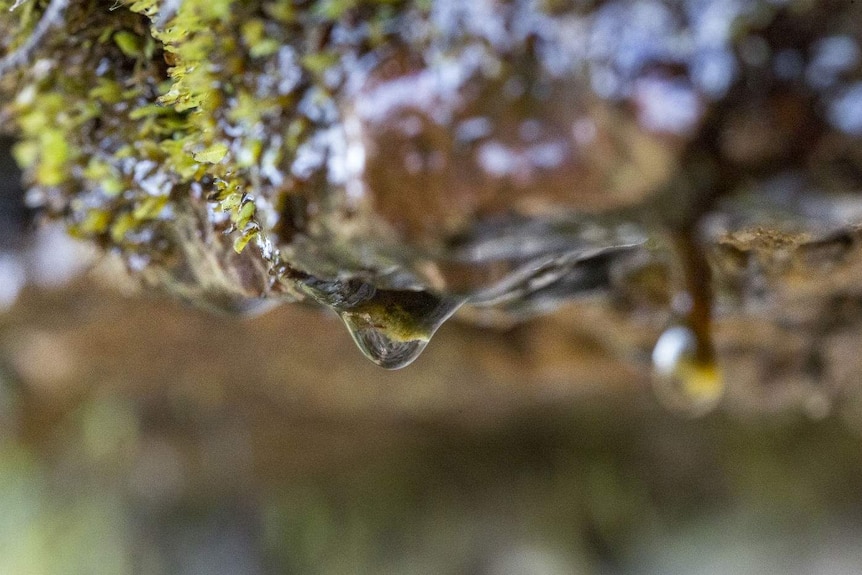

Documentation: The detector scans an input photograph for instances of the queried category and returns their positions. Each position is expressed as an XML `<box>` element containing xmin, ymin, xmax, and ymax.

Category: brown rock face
<box><xmin>2</xmin><ymin>0</ymin><xmax>862</xmax><ymax>389</ymax></box>
<box><xmin>332</xmin><ymin>0</ymin><xmax>862</xmax><ymax>301</ymax></box>
<box><xmin>350</xmin><ymin>49</ymin><xmax>677</xmax><ymax>250</ymax></box>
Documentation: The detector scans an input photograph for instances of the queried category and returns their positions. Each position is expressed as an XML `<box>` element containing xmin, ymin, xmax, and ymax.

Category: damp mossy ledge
<box><xmin>0</xmin><ymin>0</ymin><xmax>459</xmax><ymax>368</ymax></box>
<box><xmin>1</xmin><ymin>0</ymin><xmax>413</xmax><ymax>264</ymax></box>
<box><xmin>3</xmin><ymin>0</ymin><xmax>862</xmax><ymax>381</ymax></box>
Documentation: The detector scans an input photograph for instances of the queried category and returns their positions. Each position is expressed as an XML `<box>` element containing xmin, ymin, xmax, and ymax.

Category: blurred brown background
<box><xmin>3</xmin><ymin>253</ymin><xmax>862</xmax><ymax>574</ymax></box>
<box><xmin>3</xmin><ymin>100</ymin><xmax>862</xmax><ymax>573</ymax></box>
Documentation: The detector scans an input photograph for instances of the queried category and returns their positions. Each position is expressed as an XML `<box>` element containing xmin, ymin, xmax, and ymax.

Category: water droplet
<box><xmin>337</xmin><ymin>290</ymin><xmax>464</xmax><ymax>369</ymax></box>
<box><xmin>339</xmin><ymin>314</ymin><xmax>428</xmax><ymax>369</ymax></box>
<box><xmin>652</xmin><ymin>325</ymin><xmax>723</xmax><ymax>416</ymax></box>
<box><xmin>299</xmin><ymin>278</ymin><xmax>464</xmax><ymax>369</ymax></box>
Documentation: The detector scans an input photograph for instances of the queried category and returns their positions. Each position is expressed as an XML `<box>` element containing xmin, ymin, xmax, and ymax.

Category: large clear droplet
<box><xmin>297</xmin><ymin>276</ymin><xmax>464</xmax><ymax>368</ymax></box>
<box><xmin>337</xmin><ymin>289</ymin><xmax>464</xmax><ymax>369</ymax></box>
<box><xmin>652</xmin><ymin>325</ymin><xmax>723</xmax><ymax>416</ymax></box>
<box><xmin>339</xmin><ymin>314</ymin><xmax>429</xmax><ymax>369</ymax></box>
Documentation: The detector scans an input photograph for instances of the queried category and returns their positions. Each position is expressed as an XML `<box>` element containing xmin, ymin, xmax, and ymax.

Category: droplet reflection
<box><xmin>339</xmin><ymin>314</ymin><xmax>430</xmax><ymax>370</ymax></box>
<box><xmin>299</xmin><ymin>277</ymin><xmax>465</xmax><ymax>369</ymax></box>
<box><xmin>337</xmin><ymin>291</ymin><xmax>464</xmax><ymax>369</ymax></box>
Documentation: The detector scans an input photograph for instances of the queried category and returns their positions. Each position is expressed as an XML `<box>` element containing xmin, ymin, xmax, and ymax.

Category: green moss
<box><xmin>0</xmin><ymin>0</ymin><xmax>422</xmax><ymax>297</ymax></box>
<box><xmin>113</xmin><ymin>30</ymin><xmax>144</xmax><ymax>58</ymax></box>
<box><xmin>192</xmin><ymin>142</ymin><xmax>229</xmax><ymax>164</ymax></box>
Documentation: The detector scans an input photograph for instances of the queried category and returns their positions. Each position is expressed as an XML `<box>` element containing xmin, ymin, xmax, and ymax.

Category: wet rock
<box><xmin>1</xmin><ymin>1</ymin><xmax>861</xmax><ymax>405</ymax></box>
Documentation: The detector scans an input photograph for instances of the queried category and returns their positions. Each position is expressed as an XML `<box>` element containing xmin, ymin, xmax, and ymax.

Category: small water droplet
<box><xmin>300</xmin><ymin>278</ymin><xmax>464</xmax><ymax>369</ymax></box>
<box><xmin>338</xmin><ymin>290</ymin><xmax>464</xmax><ymax>369</ymax></box>
<box><xmin>652</xmin><ymin>325</ymin><xmax>723</xmax><ymax>416</ymax></box>
<box><xmin>339</xmin><ymin>314</ymin><xmax>429</xmax><ymax>369</ymax></box>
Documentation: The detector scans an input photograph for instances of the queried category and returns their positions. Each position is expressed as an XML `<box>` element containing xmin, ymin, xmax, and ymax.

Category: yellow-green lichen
<box><xmin>1</xmin><ymin>0</ymin><xmax>420</xmax><ymax>286</ymax></box>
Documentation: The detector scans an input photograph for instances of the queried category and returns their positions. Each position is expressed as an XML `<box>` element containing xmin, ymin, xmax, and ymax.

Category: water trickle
<box><xmin>648</xmin><ymin>225</ymin><xmax>723</xmax><ymax>415</ymax></box>
<box><xmin>300</xmin><ymin>278</ymin><xmax>464</xmax><ymax>368</ymax></box>
<box><xmin>651</xmin><ymin>325</ymin><xmax>723</xmax><ymax>415</ymax></box>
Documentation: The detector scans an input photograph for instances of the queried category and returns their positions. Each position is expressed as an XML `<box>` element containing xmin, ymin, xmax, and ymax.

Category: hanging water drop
<box><xmin>337</xmin><ymin>289</ymin><xmax>464</xmax><ymax>369</ymax></box>
<box><xmin>339</xmin><ymin>313</ymin><xmax>430</xmax><ymax>369</ymax></box>
<box><xmin>651</xmin><ymin>324</ymin><xmax>723</xmax><ymax>415</ymax></box>
<box><xmin>648</xmin><ymin>224</ymin><xmax>722</xmax><ymax>415</ymax></box>
<box><xmin>297</xmin><ymin>277</ymin><xmax>464</xmax><ymax>369</ymax></box>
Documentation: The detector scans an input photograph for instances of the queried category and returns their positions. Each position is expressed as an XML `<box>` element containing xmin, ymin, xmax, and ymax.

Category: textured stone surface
<box><xmin>2</xmin><ymin>1</ymin><xmax>861</xmax><ymax>376</ymax></box>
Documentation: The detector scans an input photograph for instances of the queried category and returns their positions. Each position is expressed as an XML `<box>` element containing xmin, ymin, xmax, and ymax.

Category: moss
<box><xmin>1</xmin><ymin>0</ymin><xmax>418</xmax><ymax>288</ymax></box>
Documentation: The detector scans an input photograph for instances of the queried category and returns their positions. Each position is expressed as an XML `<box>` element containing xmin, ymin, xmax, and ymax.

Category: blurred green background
<box><xmin>2</xmin><ymin>276</ymin><xmax>862</xmax><ymax>575</ymax></box>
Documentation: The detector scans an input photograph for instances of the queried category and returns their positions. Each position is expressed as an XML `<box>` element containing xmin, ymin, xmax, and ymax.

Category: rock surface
<box><xmin>1</xmin><ymin>1</ymin><xmax>862</xmax><ymax>399</ymax></box>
